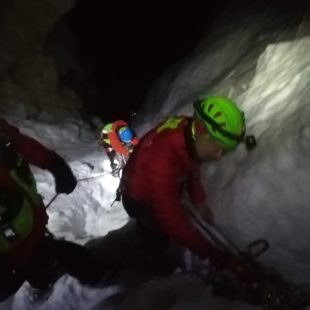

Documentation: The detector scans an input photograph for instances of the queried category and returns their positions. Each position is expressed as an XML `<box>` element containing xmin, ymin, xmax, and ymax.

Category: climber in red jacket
<box><xmin>99</xmin><ymin>120</ymin><xmax>139</xmax><ymax>177</ymax></box>
<box><xmin>0</xmin><ymin>117</ymin><xmax>100</xmax><ymax>301</ymax></box>
<box><xmin>121</xmin><ymin>96</ymin><xmax>248</xmax><ymax>272</ymax></box>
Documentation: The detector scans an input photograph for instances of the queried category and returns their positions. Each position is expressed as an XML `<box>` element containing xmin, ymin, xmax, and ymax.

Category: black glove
<box><xmin>111</xmin><ymin>162</ymin><xmax>118</xmax><ymax>170</ymax></box>
<box><xmin>112</xmin><ymin>169</ymin><xmax>119</xmax><ymax>178</ymax></box>
<box><xmin>48</xmin><ymin>152</ymin><xmax>77</xmax><ymax>194</ymax></box>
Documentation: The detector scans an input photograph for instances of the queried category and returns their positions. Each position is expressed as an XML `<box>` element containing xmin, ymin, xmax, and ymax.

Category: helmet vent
<box><xmin>214</xmin><ymin>112</ymin><xmax>222</xmax><ymax>118</ymax></box>
<box><xmin>207</xmin><ymin>104</ymin><xmax>214</xmax><ymax>112</ymax></box>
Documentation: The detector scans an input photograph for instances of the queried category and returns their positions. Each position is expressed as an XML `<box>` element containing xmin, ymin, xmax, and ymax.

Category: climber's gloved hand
<box><xmin>127</xmin><ymin>144</ymin><xmax>134</xmax><ymax>153</ymax></box>
<box><xmin>111</xmin><ymin>162</ymin><xmax>118</xmax><ymax>171</ymax></box>
<box><xmin>48</xmin><ymin>152</ymin><xmax>77</xmax><ymax>194</ymax></box>
<box><xmin>110</xmin><ymin>162</ymin><xmax>119</xmax><ymax>178</ymax></box>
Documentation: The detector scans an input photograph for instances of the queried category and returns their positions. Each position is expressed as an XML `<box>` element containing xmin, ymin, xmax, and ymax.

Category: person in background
<box><xmin>0</xmin><ymin>117</ymin><xmax>101</xmax><ymax>301</ymax></box>
<box><xmin>99</xmin><ymin>120</ymin><xmax>139</xmax><ymax>177</ymax></box>
<box><xmin>121</xmin><ymin>96</ymin><xmax>248</xmax><ymax>273</ymax></box>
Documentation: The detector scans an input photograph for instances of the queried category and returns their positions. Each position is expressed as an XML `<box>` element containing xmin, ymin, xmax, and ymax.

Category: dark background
<box><xmin>65</xmin><ymin>1</ymin><xmax>234</xmax><ymax>122</ymax></box>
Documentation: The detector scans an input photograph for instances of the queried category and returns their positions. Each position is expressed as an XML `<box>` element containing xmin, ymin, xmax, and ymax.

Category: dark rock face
<box><xmin>0</xmin><ymin>0</ymin><xmax>82</xmax><ymax>120</ymax></box>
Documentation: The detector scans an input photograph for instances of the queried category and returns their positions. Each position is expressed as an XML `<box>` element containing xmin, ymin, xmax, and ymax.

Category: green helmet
<box><xmin>193</xmin><ymin>96</ymin><xmax>245</xmax><ymax>151</ymax></box>
<box><xmin>99</xmin><ymin>123</ymin><xmax>112</xmax><ymax>137</ymax></box>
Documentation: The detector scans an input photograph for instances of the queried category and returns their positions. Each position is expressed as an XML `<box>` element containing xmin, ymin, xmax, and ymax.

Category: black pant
<box><xmin>122</xmin><ymin>194</ymin><xmax>170</xmax><ymax>252</ymax></box>
<box><xmin>0</xmin><ymin>235</ymin><xmax>101</xmax><ymax>301</ymax></box>
<box><xmin>122</xmin><ymin>194</ymin><xmax>177</xmax><ymax>274</ymax></box>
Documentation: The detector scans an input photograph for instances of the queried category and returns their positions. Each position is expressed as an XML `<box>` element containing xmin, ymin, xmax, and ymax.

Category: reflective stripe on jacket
<box><xmin>0</xmin><ymin>161</ymin><xmax>42</xmax><ymax>253</ymax></box>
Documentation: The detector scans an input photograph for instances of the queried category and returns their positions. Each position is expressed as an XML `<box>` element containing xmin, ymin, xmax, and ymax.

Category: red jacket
<box><xmin>123</xmin><ymin>116</ymin><xmax>213</xmax><ymax>258</ymax></box>
<box><xmin>0</xmin><ymin>117</ymin><xmax>54</xmax><ymax>269</ymax></box>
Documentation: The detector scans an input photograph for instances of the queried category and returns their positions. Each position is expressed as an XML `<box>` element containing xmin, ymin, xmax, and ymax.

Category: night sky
<box><xmin>66</xmin><ymin>1</ymin><xmax>233</xmax><ymax>121</ymax></box>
